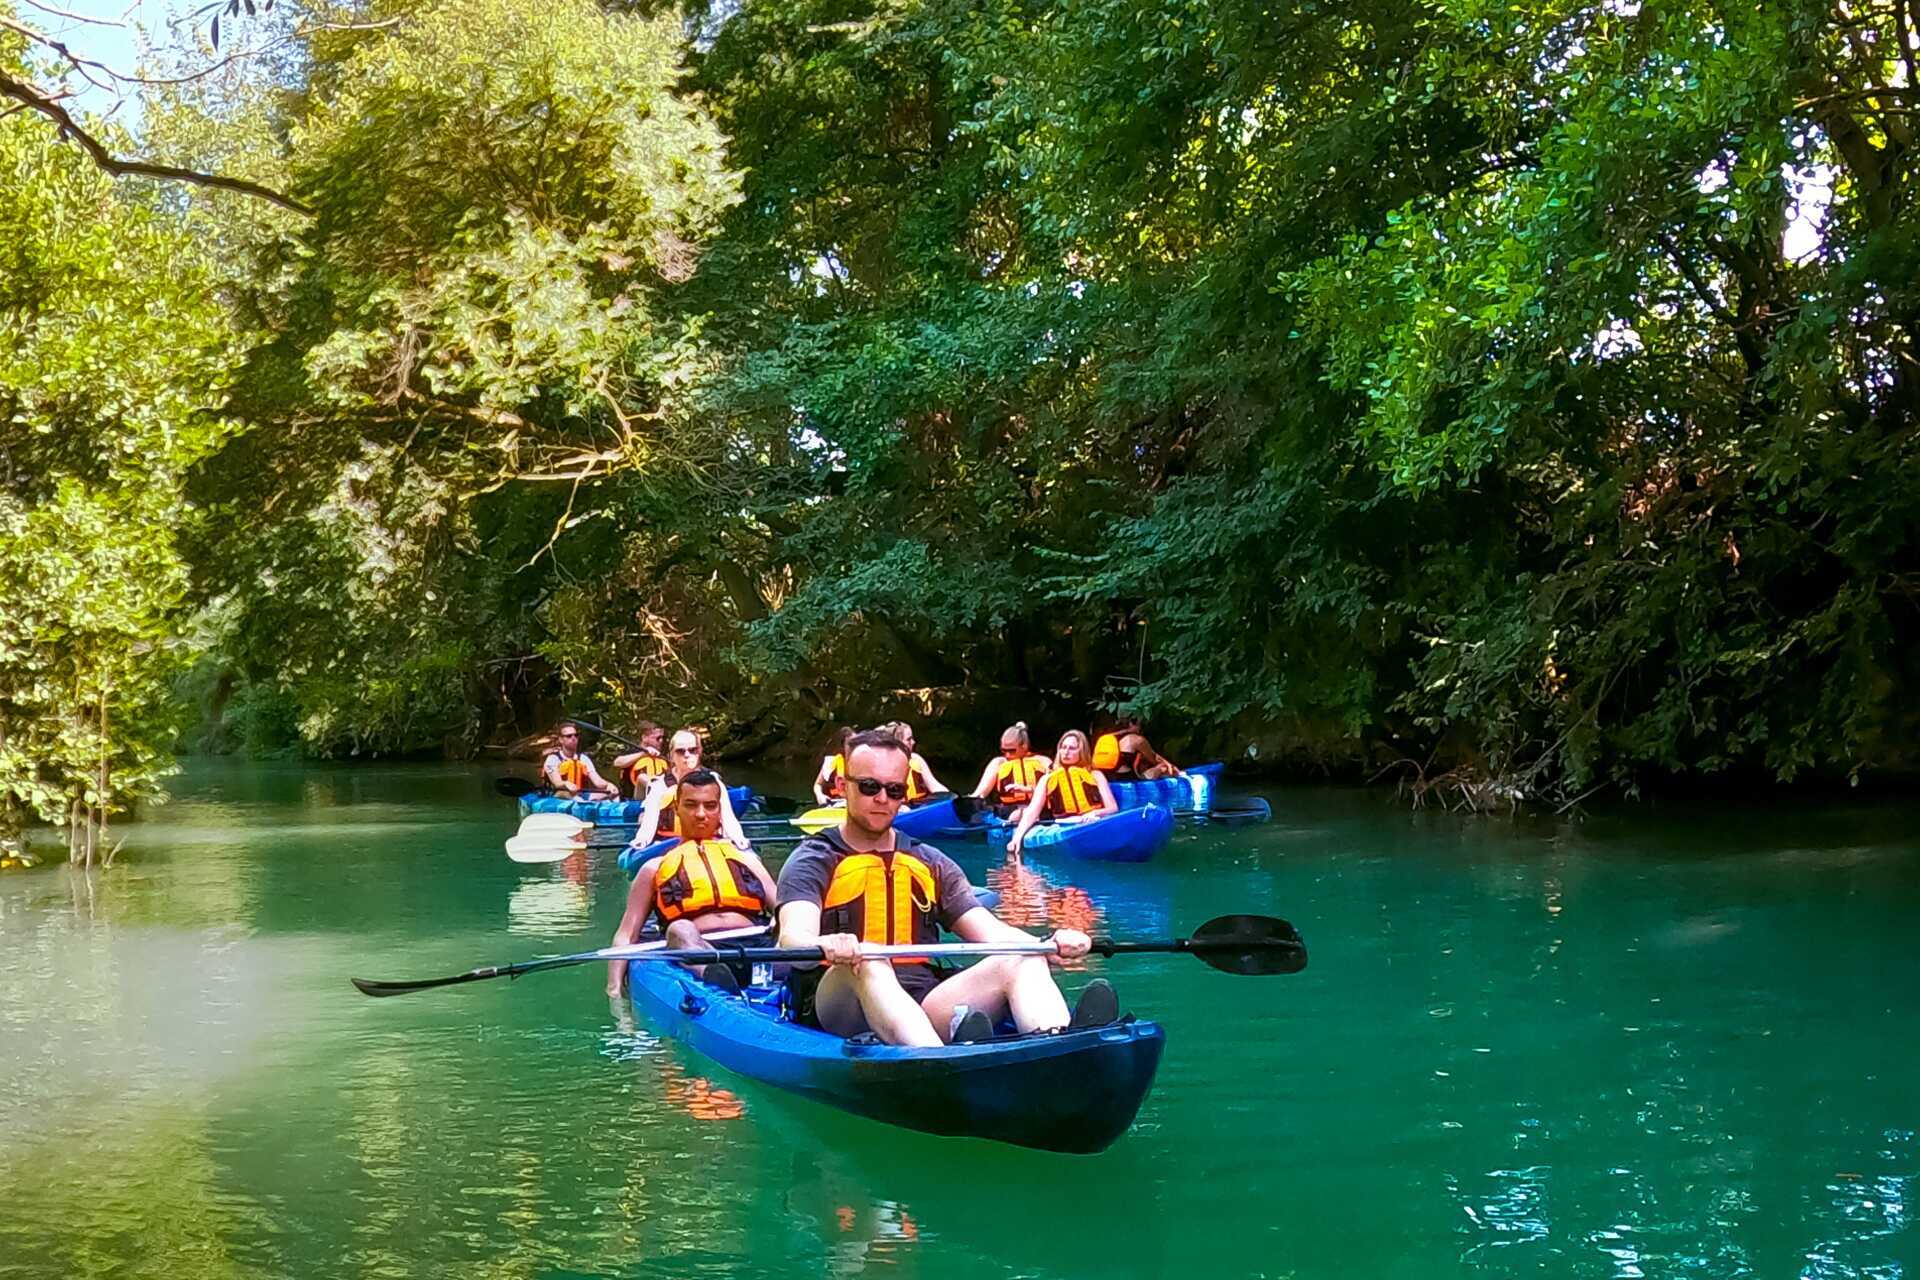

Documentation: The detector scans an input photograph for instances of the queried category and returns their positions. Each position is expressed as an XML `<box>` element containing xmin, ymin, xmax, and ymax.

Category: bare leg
<box><xmin>666</xmin><ymin>918</ymin><xmax>714</xmax><ymax>976</ymax></box>
<box><xmin>921</xmin><ymin>955</ymin><xmax>1070</xmax><ymax>1039</ymax></box>
<box><xmin>814</xmin><ymin>963</ymin><xmax>942</xmax><ymax>1047</ymax></box>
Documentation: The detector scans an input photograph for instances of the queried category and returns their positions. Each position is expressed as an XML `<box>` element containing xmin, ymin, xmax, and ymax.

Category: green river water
<box><xmin>2</xmin><ymin>761</ymin><xmax>1915</xmax><ymax>1279</ymax></box>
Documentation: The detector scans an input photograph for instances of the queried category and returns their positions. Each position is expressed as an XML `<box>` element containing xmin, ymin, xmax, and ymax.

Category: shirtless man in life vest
<box><xmin>606</xmin><ymin>770</ymin><xmax>778</xmax><ymax>997</ymax></box>
<box><xmin>777</xmin><ymin>730</ymin><xmax>1117</xmax><ymax>1046</ymax></box>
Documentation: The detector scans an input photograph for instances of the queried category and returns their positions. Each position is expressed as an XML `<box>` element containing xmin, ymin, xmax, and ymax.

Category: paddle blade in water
<box><xmin>1188</xmin><ymin>914</ymin><xmax>1307</xmax><ymax>976</ymax></box>
<box><xmin>494</xmin><ymin>776</ymin><xmax>538</xmax><ymax>798</ymax></box>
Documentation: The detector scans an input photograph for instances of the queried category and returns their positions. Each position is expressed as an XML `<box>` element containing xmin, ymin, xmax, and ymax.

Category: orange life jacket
<box><xmin>820</xmin><ymin>847</ymin><xmax>942</xmax><ymax>967</ymax></box>
<box><xmin>993</xmin><ymin>755</ymin><xmax>1048</xmax><ymax>806</ymax></box>
<box><xmin>1043</xmin><ymin>766</ymin><xmax>1103</xmax><ymax>819</ymax></box>
<box><xmin>1092</xmin><ymin>734</ymin><xmax>1121</xmax><ymax>770</ymax></box>
<box><xmin>652</xmin><ymin>839</ymin><xmax>767</xmax><ymax>923</ymax></box>
<box><xmin>628</xmin><ymin>751</ymin><xmax>669</xmax><ymax>791</ymax></box>
<box><xmin>822</xmin><ymin>752</ymin><xmax>846</xmax><ymax>800</ymax></box>
<box><xmin>553</xmin><ymin>755</ymin><xmax>587</xmax><ymax>789</ymax></box>
<box><xmin>906</xmin><ymin>753</ymin><xmax>931</xmax><ymax>802</ymax></box>
<box><xmin>654</xmin><ymin>781</ymin><xmax>680</xmax><ymax>835</ymax></box>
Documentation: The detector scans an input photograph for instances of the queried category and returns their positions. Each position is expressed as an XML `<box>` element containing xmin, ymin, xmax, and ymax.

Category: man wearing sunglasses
<box><xmin>627</xmin><ymin>727</ymin><xmax>753</xmax><ymax>850</ymax></box>
<box><xmin>542</xmin><ymin>724</ymin><xmax>619</xmax><ymax>799</ymax></box>
<box><xmin>776</xmin><ymin>730</ymin><xmax>1119</xmax><ymax>1046</ymax></box>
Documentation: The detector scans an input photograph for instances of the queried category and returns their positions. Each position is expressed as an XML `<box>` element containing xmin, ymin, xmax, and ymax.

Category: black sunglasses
<box><xmin>849</xmin><ymin>776</ymin><xmax>908</xmax><ymax>801</ymax></box>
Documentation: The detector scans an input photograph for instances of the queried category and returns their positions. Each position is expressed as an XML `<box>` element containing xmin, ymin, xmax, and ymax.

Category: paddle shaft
<box><xmin>352</xmin><ymin>925</ymin><xmax>770</xmax><ymax>997</ymax></box>
<box><xmin>622</xmin><ymin>935</ymin><xmax>1303</xmax><ymax>965</ymax></box>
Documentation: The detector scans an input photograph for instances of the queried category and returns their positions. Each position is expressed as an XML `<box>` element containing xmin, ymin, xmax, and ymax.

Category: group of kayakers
<box><xmin>605</xmin><ymin>729</ymin><xmax>1117</xmax><ymax>1047</ymax></box>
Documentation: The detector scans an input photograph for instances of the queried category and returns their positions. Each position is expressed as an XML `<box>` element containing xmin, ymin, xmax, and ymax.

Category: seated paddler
<box><xmin>1007</xmin><ymin>729</ymin><xmax>1119</xmax><ymax>856</ymax></box>
<box><xmin>607</xmin><ymin>769</ymin><xmax>778</xmax><ymax>997</ymax></box>
<box><xmin>611</xmin><ymin>721</ymin><xmax>670</xmax><ymax>798</ymax></box>
<box><xmin>968</xmin><ymin>720</ymin><xmax>1053</xmax><ymax>817</ymax></box>
<box><xmin>777</xmin><ymin>729</ymin><xmax>1117</xmax><ymax>1046</ymax></box>
<box><xmin>628</xmin><ymin>727</ymin><xmax>752</xmax><ymax>851</ymax></box>
<box><xmin>1092</xmin><ymin>716</ymin><xmax>1183</xmax><ymax>781</ymax></box>
<box><xmin>882</xmin><ymin>720</ymin><xmax>949</xmax><ymax>802</ymax></box>
<box><xmin>542</xmin><ymin>723</ymin><xmax>619</xmax><ymax>799</ymax></box>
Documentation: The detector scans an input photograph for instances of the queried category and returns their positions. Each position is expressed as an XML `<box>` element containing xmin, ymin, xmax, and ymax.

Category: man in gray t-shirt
<box><xmin>777</xmin><ymin>730</ymin><xmax>1109</xmax><ymax>1047</ymax></box>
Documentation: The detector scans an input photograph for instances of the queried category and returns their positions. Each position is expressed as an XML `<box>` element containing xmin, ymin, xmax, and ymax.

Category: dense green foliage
<box><xmin>0</xmin><ymin>23</ymin><xmax>243</xmax><ymax>849</ymax></box>
<box><xmin>5</xmin><ymin>0</ymin><xmax>1919</xmax><ymax>822</ymax></box>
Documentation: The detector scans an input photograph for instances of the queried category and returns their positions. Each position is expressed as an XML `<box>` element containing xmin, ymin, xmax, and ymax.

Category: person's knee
<box><xmin>666</xmin><ymin>919</ymin><xmax>707</xmax><ymax>949</ymax></box>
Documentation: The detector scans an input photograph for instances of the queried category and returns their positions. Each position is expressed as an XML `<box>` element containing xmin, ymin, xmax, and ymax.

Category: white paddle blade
<box><xmin>518</xmin><ymin>813</ymin><xmax>592</xmax><ymax>835</ymax></box>
<box><xmin>505</xmin><ymin>833</ymin><xmax>587</xmax><ymax>863</ymax></box>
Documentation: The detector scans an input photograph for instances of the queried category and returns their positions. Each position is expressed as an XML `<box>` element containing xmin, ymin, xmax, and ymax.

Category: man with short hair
<box><xmin>606</xmin><ymin>769</ymin><xmax>778</xmax><ymax>997</ymax></box>
<box><xmin>627</xmin><ymin>727</ymin><xmax>752</xmax><ymax>849</ymax></box>
<box><xmin>611</xmin><ymin>721</ymin><xmax>670</xmax><ymax>797</ymax></box>
<box><xmin>542</xmin><ymin>723</ymin><xmax>619</xmax><ymax>798</ymax></box>
<box><xmin>777</xmin><ymin>730</ymin><xmax>1118</xmax><ymax>1047</ymax></box>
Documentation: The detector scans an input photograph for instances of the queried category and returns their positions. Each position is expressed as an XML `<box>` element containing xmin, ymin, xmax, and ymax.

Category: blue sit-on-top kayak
<box><xmin>1014</xmin><ymin>803</ymin><xmax>1176</xmax><ymax>863</ymax></box>
<box><xmin>625</xmin><ymin>961</ymin><xmax>1165</xmax><ymax>1153</ymax></box>
<box><xmin>518</xmin><ymin>787</ymin><xmax>755</xmax><ymax>824</ymax></box>
<box><xmin>1107</xmin><ymin>762</ymin><xmax>1222</xmax><ymax>813</ymax></box>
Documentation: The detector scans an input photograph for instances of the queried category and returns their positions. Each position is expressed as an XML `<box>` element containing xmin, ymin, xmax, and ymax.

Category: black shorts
<box><xmin>785</xmin><ymin>962</ymin><xmax>955</xmax><ymax>1030</ymax></box>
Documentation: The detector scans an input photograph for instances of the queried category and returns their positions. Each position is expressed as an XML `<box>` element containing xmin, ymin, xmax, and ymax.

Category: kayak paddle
<box><xmin>351</xmin><ymin>914</ymin><xmax>1307</xmax><ymax>997</ymax></box>
<box><xmin>350</xmin><ymin>925</ymin><xmax>773</xmax><ymax>997</ymax></box>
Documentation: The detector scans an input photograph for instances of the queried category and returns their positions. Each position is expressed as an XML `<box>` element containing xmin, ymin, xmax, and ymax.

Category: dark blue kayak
<box><xmin>1107</xmin><ymin>762</ymin><xmax>1222</xmax><ymax>812</ymax></box>
<box><xmin>626</xmin><ymin>961</ymin><xmax>1165</xmax><ymax>1153</ymax></box>
<box><xmin>519</xmin><ymin>787</ymin><xmax>755</xmax><ymax>824</ymax></box>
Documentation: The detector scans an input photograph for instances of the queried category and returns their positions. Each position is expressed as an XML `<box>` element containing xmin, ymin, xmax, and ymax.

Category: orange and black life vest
<box><xmin>1043</xmin><ymin>766</ymin><xmax>1103</xmax><ymax>819</ymax></box>
<box><xmin>552</xmin><ymin>754</ymin><xmax>587</xmax><ymax>790</ymax></box>
<box><xmin>906</xmin><ymin>754</ymin><xmax>932</xmax><ymax>802</ymax></box>
<box><xmin>1092</xmin><ymin>733</ymin><xmax>1139</xmax><ymax>777</ymax></box>
<box><xmin>628</xmin><ymin>750</ymin><xmax>669</xmax><ymax>792</ymax></box>
<box><xmin>652</xmin><ymin>839</ymin><xmax>766</xmax><ymax>923</ymax></box>
<box><xmin>653</xmin><ymin>781</ymin><xmax>681</xmax><ymax>835</ymax></box>
<box><xmin>820</xmin><ymin>846</ymin><xmax>942</xmax><ymax>967</ymax></box>
<box><xmin>993</xmin><ymin>755</ymin><xmax>1048</xmax><ymax>806</ymax></box>
<box><xmin>822</xmin><ymin>752</ymin><xmax>846</xmax><ymax>800</ymax></box>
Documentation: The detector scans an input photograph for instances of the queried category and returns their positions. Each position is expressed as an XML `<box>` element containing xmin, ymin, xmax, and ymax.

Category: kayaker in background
<box><xmin>607</xmin><ymin>770</ymin><xmax>777</xmax><ymax>997</ymax></box>
<box><xmin>812</xmin><ymin>726</ymin><xmax>853</xmax><ymax>805</ymax></box>
<box><xmin>1007</xmin><ymin>729</ymin><xmax>1119</xmax><ymax>856</ymax></box>
<box><xmin>777</xmin><ymin>729</ymin><xmax>1118</xmax><ymax>1046</ymax></box>
<box><xmin>883</xmin><ymin>720</ymin><xmax>949</xmax><ymax>801</ymax></box>
<box><xmin>542</xmin><ymin>724</ymin><xmax>619</xmax><ymax>799</ymax></box>
<box><xmin>1092</xmin><ymin>717</ymin><xmax>1183</xmax><ymax>781</ymax></box>
<box><xmin>629</xmin><ymin>728</ymin><xmax>753</xmax><ymax>850</ymax></box>
<box><xmin>611</xmin><ymin>721</ymin><xmax>670</xmax><ymax>798</ymax></box>
<box><xmin>968</xmin><ymin>721</ymin><xmax>1053</xmax><ymax>817</ymax></box>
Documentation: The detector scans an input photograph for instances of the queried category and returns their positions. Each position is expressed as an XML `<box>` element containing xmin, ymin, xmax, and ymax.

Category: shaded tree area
<box><xmin>4</xmin><ymin>0</ymin><xmax>1919</xmax><ymax>848</ymax></box>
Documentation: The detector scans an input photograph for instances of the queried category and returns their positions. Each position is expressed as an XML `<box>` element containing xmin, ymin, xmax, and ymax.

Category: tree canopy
<box><xmin>3</xmin><ymin>0</ymin><xmax>1918</xmax><ymax>845</ymax></box>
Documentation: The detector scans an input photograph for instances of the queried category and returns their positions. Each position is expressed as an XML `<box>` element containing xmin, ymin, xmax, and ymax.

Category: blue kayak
<box><xmin>518</xmin><ymin>787</ymin><xmax>755</xmax><ymax>824</ymax></box>
<box><xmin>893</xmin><ymin>795</ymin><xmax>961</xmax><ymax>838</ymax></box>
<box><xmin>626</xmin><ymin>962</ymin><xmax>1165</xmax><ymax>1153</ymax></box>
<box><xmin>1014</xmin><ymin>803</ymin><xmax>1175</xmax><ymax>863</ymax></box>
<box><xmin>1108</xmin><ymin>762</ymin><xmax>1222</xmax><ymax>813</ymax></box>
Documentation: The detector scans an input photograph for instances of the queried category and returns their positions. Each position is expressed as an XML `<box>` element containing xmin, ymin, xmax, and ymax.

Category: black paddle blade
<box><xmin>494</xmin><ymin>776</ymin><xmax>538</xmax><ymax>798</ymax></box>
<box><xmin>1188</xmin><ymin>914</ymin><xmax>1307</xmax><ymax>976</ymax></box>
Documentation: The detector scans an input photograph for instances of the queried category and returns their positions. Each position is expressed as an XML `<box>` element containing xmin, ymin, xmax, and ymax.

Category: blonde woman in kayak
<box><xmin>628</xmin><ymin>728</ymin><xmax>752</xmax><ymax>850</ymax></box>
<box><xmin>969</xmin><ymin>721</ymin><xmax>1053</xmax><ymax>817</ymax></box>
<box><xmin>1006</xmin><ymin>729</ymin><xmax>1118</xmax><ymax>856</ymax></box>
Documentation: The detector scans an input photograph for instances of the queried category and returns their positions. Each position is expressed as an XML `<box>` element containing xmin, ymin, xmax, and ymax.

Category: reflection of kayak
<box><xmin>625</xmin><ymin>961</ymin><xmax>1164</xmax><ymax>1153</ymax></box>
<box><xmin>1108</xmin><ymin>763</ymin><xmax>1222</xmax><ymax>813</ymax></box>
<box><xmin>519</xmin><ymin>787</ymin><xmax>755</xmax><ymax>823</ymax></box>
<box><xmin>1015</xmin><ymin>804</ymin><xmax>1175</xmax><ymax>863</ymax></box>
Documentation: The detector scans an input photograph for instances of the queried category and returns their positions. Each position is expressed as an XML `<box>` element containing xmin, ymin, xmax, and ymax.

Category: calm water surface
<box><xmin>2</xmin><ymin>762</ymin><xmax>1916</xmax><ymax>1279</ymax></box>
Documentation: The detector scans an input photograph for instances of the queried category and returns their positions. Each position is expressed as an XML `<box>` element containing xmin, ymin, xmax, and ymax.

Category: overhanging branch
<box><xmin>0</xmin><ymin>70</ymin><xmax>312</xmax><ymax>215</ymax></box>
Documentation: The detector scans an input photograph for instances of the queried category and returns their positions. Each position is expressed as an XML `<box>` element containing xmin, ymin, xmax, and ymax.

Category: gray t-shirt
<box><xmin>776</xmin><ymin>828</ymin><xmax>980</xmax><ymax>928</ymax></box>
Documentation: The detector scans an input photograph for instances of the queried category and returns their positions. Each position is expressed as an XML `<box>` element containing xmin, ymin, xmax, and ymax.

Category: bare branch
<box><xmin>0</xmin><ymin>70</ymin><xmax>312</xmax><ymax>214</ymax></box>
<box><xmin>20</xmin><ymin>0</ymin><xmax>125</xmax><ymax>27</ymax></box>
